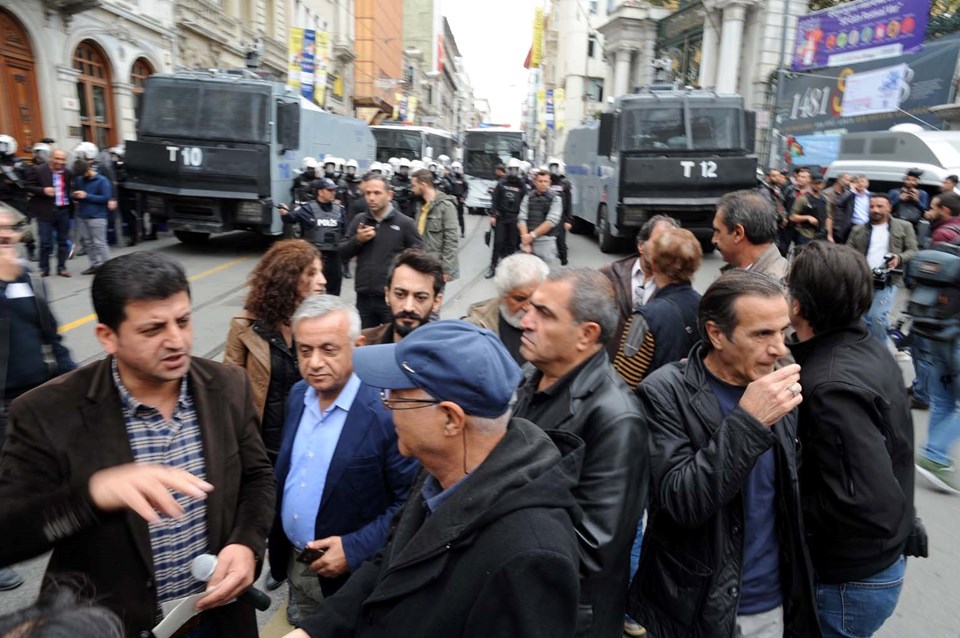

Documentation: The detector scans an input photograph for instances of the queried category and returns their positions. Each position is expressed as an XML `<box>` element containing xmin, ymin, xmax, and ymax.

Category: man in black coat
<box><xmin>786</xmin><ymin>242</ymin><xmax>914</xmax><ymax>637</ymax></box>
<box><xmin>629</xmin><ymin>270</ymin><xmax>820</xmax><ymax>638</ymax></box>
<box><xmin>286</xmin><ymin>320</ymin><xmax>584</xmax><ymax>638</ymax></box>
<box><xmin>514</xmin><ymin>267</ymin><xmax>648</xmax><ymax>638</ymax></box>
<box><xmin>24</xmin><ymin>149</ymin><xmax>72</xmax><ymax>277</ymax></box>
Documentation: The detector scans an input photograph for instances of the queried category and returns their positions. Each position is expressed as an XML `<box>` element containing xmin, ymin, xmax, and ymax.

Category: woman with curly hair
<box><xmin>224</xmin><ymin>239</ymin><xmax>326</xmax><ymax>464</ymax></box>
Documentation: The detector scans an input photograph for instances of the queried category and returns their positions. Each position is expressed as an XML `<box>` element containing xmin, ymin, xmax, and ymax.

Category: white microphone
<box><xmin>190</xmin><ymin>554</ymin><xmax>271</xmax><ymax>611</ymax></box>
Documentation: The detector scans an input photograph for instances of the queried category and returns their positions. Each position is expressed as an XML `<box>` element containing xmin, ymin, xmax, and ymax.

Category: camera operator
<box><xmin>847</xmin><ymin>194</ymin><xmax>918</xmax><ymax>346</ymax></box>
<box><xmin>888</xmin><ymin>169</ymin><xmax>929</xmax><ymax>228</ymax></box>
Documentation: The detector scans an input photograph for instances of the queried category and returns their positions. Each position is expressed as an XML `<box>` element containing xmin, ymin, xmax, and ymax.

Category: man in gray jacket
<box><xmin>411</xmin><ymin>169</ymin><xmax>459</xmax><ymax>282</ymax></box>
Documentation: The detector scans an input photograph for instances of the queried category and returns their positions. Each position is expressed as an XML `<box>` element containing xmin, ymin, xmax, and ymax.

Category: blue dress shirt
<box><xmin>281</xmin><ymin>373</ymin><xmax>362</xmax><ymax>549</ymax></box>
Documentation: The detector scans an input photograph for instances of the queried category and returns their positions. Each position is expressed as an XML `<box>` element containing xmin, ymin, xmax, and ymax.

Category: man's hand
<box><xmin>489</xmin><ymin>216</ymin><xmax>496</xmax><ymax>226</ymax></box>
<box><xmin>356</xmin><ymin>224</ymin><xmax>376</xmax><ymax>244</ymax></box>
<box><xmin>520</xmin><ymin>242</ymin><xmax>533</xmax><ymax>254</ymax></box>
<box><xmin>278</xmin><ymin>204</ymin><xmax>289</xmax><ymax>215</ymax></box>
<box><xmin>738</xmin><ymin>364</ymin><xmax>803</xmax><ymax>427</ymax></box>
<box><xmin>563</xmin><ymin>221</ymin><xmax>572</xmax><ymax>231</ymax></box>
<box><xmin>307</xmin><ymin>536</ymin><xmax>349</xmax><ymax>578</ymax></box>
<box><xmin>88</xmin><ymin>463</ymin><xmax>214</xmax><ymax>523</ymax></box>
<box><xmin>43</xmin><ymin>187</ymin><xmax>55</xmax><ymax>197</ymax></box>
<box><xmin>520</xmin><ymin>232</ymin><xmax>534</xmax><ymax>246</ymax></box>
<box><xmin>195</xmin><ymin>544</ymin><xmax>256</xmax><ymax>611</ymax></box>
<box><xmin>887</xmin><ymin>254</ymin><xmax>902</xmax><ymax>268</ymax></box>
<box><xmin>807</xmin><ymin>216</ymin><xmax>819</xmax><ymax>226</ymax></box>
<box><xmin>282</xmin><ymin>630</ymin><xmax>311</xmax><ymax>638</ymax></box>
<box><xmin>72</xmin><ymin>190</ymin><xmax>87</xmax><ymax>200</ymax></box>
<box><xmin>107</xmin><ymin>199</ymin><xmax>117</xmax><ymax>211</ymax></box>
<box><xmin>827</xmin><ymin>234</ymin><xmax>835</xmax><ymax>244</ymax></box>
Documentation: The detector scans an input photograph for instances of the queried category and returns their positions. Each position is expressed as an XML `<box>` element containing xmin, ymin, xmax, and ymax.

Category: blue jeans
<box><xmin>864</xmin><ymin>285</ymin><xmax>897</xmax><ymax>346</ymax></box>
<box><xmin>923</xmin><ymin>339</ymin><xmax>960</xmax><ymax>466</ymax></box>
<box><xmin>816</xmin><ymin>556</ymin><xmax>905</xmax><ymax>638</ymax></box>
<box><xmin>911</xmin><ymin>335</ymin><xmax>933</xmax><ymax>405</ymax></box>
<box><xmin>37</xmin><ymin>208</ymin><xmax>70</xmax><ymax>273</ymax></box>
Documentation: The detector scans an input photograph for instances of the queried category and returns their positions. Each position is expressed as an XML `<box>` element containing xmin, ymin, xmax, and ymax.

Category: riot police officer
<box><xmin>0</xmin><ymin>135</ymin><xmax>33</xmax><ymax>259</ymax></box>
<box><xmin>291</xmin><ymin>157</ymin><xmax>318</xmax><ymax>205</ymax></box>
<box><xmin>486</xmin><ymin>157</ymin><xmax>527</xmax><ymax>278</ymax></box>
<box><xmin>322</xmin><ymin>155</ymin><xmax>340</xmax><ymax>181</ymax></box>
<box><xmin>547</xmin><ymin>157</ymin><xmax>574</xmax><ymax>265</ymax></box>
<box><xmin>338</xmin><ymin>159</ymin><xmax>366</xmax><ymax>279</ymax></box>
<box><xmin>279</xmin><ymin>178</ymin><xmax>345</xmax><ymax>295</ymax></box>
<box><xmin>391</xmin><ymin>157</ymin><xmax>415</xmax><ymax>218</ymax></box>
<box><xmin>445</xmin><ymin>160</ymin><xmax>469</xmax><ymax>238</ymax></box>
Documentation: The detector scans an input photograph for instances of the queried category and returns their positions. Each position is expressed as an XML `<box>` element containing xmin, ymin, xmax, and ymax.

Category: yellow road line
<box><xmin>58</xmin><ymin>256</ymin><xmax>249</xmax><ymax>334</ymax></box>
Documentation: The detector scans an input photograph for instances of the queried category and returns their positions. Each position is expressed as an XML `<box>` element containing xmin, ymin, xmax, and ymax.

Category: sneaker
<box><xmin>286</xmin><ymin>598</ymin><xmax>300</xmax><ymax>625</ymax></box>
<box><xmin>81</xmin><ymin>266</ymin><xmax>100</xmax><ymax>276</ymax></box>
<box><xmin>484</xmin><ymin>266</ymin><xmax>496</xmax><ymax>279</ymax></box>
<box><xmin>916</xmin><ymin>456</ymin><xmax>960</xmax><ymax>494</ymax></box>
<box><xmin>0</xmin><ymin>567</ymin><xmax>24</xmax><ymax>591</ymax></box>
<box><xmin>624</xmin><ymin>617</ymin><xmax>647</xmax><ymax>636</ymax></box>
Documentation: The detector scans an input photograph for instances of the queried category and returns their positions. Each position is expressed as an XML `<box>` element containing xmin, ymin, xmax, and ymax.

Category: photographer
<box><xmin>847</xmin><ymin>194</ymin><xmax>918</xmax><ymax>345</ymax></box>
<box><xmin>888</xmin><ymin>168</ymin><xmax>929</xmax><ymax>228</ymax></box>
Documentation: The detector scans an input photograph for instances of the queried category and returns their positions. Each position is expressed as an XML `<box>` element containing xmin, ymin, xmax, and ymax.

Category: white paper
<box><xmin>152</xmin><ymin>592</ymin><xmax>207</xmax><ymax>638</ymax></box>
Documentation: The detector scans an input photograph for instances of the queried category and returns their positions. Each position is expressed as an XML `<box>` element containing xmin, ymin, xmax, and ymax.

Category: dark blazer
<box><xmin>24</xmin><ymin>163</ymin><xmax>73</xmax><ymax>223</ymax></box>
<box><xmin>268</xmin><ymin>380</ymin><xmax>418</xmax><ymax>596</ymax></box>
<box><xmin>0</xmin><ymin>357</ymin><xmax>276</xmax><ymax>638</ymax></box>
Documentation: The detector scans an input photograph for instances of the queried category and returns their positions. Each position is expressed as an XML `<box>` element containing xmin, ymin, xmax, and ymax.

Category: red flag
<box><xmin>523</xmin><ymin>45</ymin><xmax>532</xmax><ymax>69</ymax></box>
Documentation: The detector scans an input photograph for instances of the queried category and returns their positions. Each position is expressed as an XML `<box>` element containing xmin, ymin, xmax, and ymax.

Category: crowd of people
<box><xmin>0</xmin><ymin>157</ymin><xmax>955</xmax><ymax>638</ymax></box>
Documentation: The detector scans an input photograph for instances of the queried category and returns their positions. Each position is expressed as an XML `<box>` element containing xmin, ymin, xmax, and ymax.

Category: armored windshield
<box><xmin>463</xmin><ymin>132</ymin><xmax>524</xmax><ymax>179</ymax></box>
<box><xmin>138</xmin><ymin>79</ymin><xmax>271</xmax><ymax>143</ymax></box>
<box><xmin>621</xmin><ymin>101</ymin><xmax>742</xmax><ymax>152</ymax></box>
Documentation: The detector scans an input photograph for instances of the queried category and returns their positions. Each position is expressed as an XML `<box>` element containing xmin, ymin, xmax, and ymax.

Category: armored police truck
<box><xmin>564</xmin><ymin>88</ymin><xmax>757</xmax><ymax>252</ymax></box>
<box><xmin>124</xmin><ymin>69</ymin><xmax>375</xmax><ymax>244</ymax></box>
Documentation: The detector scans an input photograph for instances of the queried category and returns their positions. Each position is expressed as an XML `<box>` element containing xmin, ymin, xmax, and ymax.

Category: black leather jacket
<box><xmin>515</xmin><ymin>349</ymin><xmax>648</xmax><ymax>638</ymax></box>
<box><xmin>628</xmin><ymin>344</ymin><xmax>821</xmax><ymax>638</ymax></box>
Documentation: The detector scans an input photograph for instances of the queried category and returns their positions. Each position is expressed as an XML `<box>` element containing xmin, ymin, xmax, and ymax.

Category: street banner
<box><xmin>792</xmin><ymin>0</ymin><xmax>930</xmax><ymax>71</ymax></box>
<box><xmin>537</xmin><ymin>89</ymin><xmax>546</xmax><ymax>131</ymax></box>
<box><xmin>546</xmin><ymin>89</ymin><xmax>555</xmax><ymax>130</ymax></box>
<box><xmin>531</xmin><ymin>8</ymin><xmax>544</xmax><ymax>68</ymax></box>
<box><xmin>314</xmin><ymin>31</ymin><xmax>330</xmax><ymax>107</ymax></box>
<box><xmin>288</xmin><ymin>27</ymin><xmax>304</xmax><ymax>91</ymax></box>
<box><xmin>300</xmin><ymin>29</ymin><xmax>316</xmax><ymax>103</ymax></box>
<box><xmin>407</xmin><ymin>97</ymin><xmax>418</xmax><ymax>124</ymax></box>
<box><xmin>840</xmin><ymin>63</ymin><xmax>907</xmax><ymax>116</ymax></box>
<box><xmin>555</xmin><ymin>88</ymin><xmax>566</xmax><ymax>129</ymax></box>
<box><xmin>777</xmin><ymin>33</ymin><xmax>959</xmax><ymax>136</ymax></box>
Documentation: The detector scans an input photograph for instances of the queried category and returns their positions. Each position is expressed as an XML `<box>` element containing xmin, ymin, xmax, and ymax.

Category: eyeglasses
<box><xmin>379</xmin><ymin>388</ymin><xmax>441</xmax><ymax>411</ymax></box>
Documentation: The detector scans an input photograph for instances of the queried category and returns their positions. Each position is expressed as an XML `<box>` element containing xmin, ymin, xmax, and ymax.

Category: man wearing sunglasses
<box><xmin>285</xmin><ymin>320</ymin><xmax>584</xmax><ymax>638</ymax></box>
<box><xmin>268</xmin><ymin>295</ymin><xmax>419</xmax><ymax>625</ymax></box>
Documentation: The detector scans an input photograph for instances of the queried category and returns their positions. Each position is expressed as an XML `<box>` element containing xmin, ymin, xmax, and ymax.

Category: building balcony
<box><xmin>334</xmin><ymin>39</ymin><xmax>357</xmax><ymax>64</ymax></box>
<box><xmin>177</xmin><ymin>0</ymin><xmax>242</xmax><ymax>43</ymax></box>
<box><xmin>44</xmin><ymin>0</ymin><xmax>101</xmax><ymax>15</ymax></box>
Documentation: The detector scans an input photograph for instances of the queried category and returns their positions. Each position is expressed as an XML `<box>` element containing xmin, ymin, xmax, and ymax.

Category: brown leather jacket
<box><xmin>223</xmin><ymin>314</ymin><xmax>271</xmax><ymax>420</ymax></box>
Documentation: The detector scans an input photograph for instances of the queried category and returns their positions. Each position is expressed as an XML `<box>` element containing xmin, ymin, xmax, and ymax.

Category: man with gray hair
<box><xmin>712</xmin><ymin>189</ymin><xmax>787</xmax><ymax>283</ymax></box>
<box><xmin>514</xmin><ymin>267</ymin><xmax>648</xmax><ymax>638</ymax></box>
<box><xmin>463</xmin><ymin>253</ymin><xmax>549</xmax><ymax>364</ymax></box>
<box><xmin>286</xmin><ymin>320</ymin><xmax>584</xmax><ymax>638</ymax></box>
<box><xmin>268</xmin><ymin>294</ymin><xmax>419</xmax><ymax>623</ymax></box>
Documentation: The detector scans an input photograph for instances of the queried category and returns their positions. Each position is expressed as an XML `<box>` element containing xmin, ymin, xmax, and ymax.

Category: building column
<box><xmin>613</xmin><ymin>46</ymin><xmax>633</xmax><ymax>98</ymax></box>
<box><xmin>113</xmin><ymin>82</ymin><xmax>136</xmax><ymax>145</ymax></box>
<box><xmin>699</xmin><ymin>10</ymin><xmax>720</xmax><ymax>88</ymax></box>
<box><xmin>637</xmin><ymin>26</ymin><xmax>656</xmax><ymax>88</ymax></box>
<box><xmin>716</xmin><ymin>3</ymin><xmax>746</xmax><ymax>94</ymax></box>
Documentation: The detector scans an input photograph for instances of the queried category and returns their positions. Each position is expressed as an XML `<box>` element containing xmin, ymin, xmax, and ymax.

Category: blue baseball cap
<box><xmin>353</xmin><ymin>320</ymin><xmax>522</xmax><ymax>418</ymax></box>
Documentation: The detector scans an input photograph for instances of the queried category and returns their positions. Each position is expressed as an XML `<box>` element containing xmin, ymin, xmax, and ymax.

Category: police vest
<box><xmin>498</xmin><ymin>183</ymin><xmax>524</xmax><ymax>216</ymax></box>
<box><xmin>447</xmin><ymin>175</ymin><xmax>467</xmax><ymax>197</ymax></box>
<box><xmin>300</xmin><ymin>201</ymin><xmax>343</xmax><ymax>251</ymax></box>
<box><xmin>526</xmin><ymin>191</ymin><xmax>559</xmax><ymax>236</ymax></box>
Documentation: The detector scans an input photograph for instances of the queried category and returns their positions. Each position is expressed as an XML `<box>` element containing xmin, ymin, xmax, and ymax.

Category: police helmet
<box><xmin>387</xmin><ymin>157</ymin><xmax>401</xmax><ymax>170</ymax></box>
<box><xmin>451</xmin><ymin>161</ymin><xmax>463</xmax><ymax>173</ymax></box>
<box><xmin>398</xmin><ymin>157</ymin><xmax>412</xmax><ymax>169</ymax></box>
<box><xmin>547</xmin><ymin>157</ymin><xmax>564</xmax><ymax>175</ymax></box>
<box><xmin>301</xmin><ymin>156</ymin><xmax>318</xmax><ymax>171</ymax></box>
<box><xmin>345</xmin><ymin>159</ymin><xmax>359</xmax><ymax>175</ymax></box>
<box><xmin>507</xmin><ymin>157</ymin><xmax>523</xmax><ymax>177</ymax></box>
<box><xmin>0</xmin><ymin>135</ymin><xmax>17</xmax><ymax>157</ymax></box>
<box><xmin>369</xmin><ymin>161</ymin><xmax>383</xmax><ymax>175</ymax></box>
<box><xmin>32</xmin><ymin>142</ymin><xmax>51</xmax><ymax>158</ymax></box>
<box><xmin>108</xmin><ymin>145</ymin><xmax>125</xmax><ymax>159</ymax></box>
<box><xmin>73</xmin><ymin>142</ymin><xmax>99</xmax><ymax>161</ymax></box>
<box><xmin>437</xmin><ymin>154</ymin><xmax>450</xmax><ymax>167</ymax></box>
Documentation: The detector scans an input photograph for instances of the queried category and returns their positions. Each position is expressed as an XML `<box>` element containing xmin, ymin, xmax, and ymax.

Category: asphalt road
<box><xmin>2</xmin><ymin>214</ymin><xmax>959</xmax><ymax>637</ymax></box>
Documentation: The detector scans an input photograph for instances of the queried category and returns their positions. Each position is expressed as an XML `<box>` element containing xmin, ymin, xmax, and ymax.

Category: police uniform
<box><xmin>282</xmin><ymin>199</ymin><xmax>345</xmax><ymax>295</ymax></box>
<box><xmin>550</xmin><ymin>174</ymin><xmax>573</xmax><ymax>265</ymax></box>
<box><xmin>445</xmin><ymin>172</ymin><xmax>469</xmax><ymax>237</ymax></box>
<box><xmin>391</xmin><ymin>174</ymin><xmax>415</xmax><ymax>218</ymax></box>
<box><xmin>490</xmin><ymin>177</ymin><xmax>526</xmax><ymax>269</ymax></box>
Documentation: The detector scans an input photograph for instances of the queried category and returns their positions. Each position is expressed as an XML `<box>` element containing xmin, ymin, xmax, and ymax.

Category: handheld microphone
<box><xmin>191</xmin><ymin>554</ymin><xmax>272</xmax><ymax>611</ymax></box>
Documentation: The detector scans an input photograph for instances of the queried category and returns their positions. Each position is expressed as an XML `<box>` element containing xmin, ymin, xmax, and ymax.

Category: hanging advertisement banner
<box><xmin>840</xmin><ymin>63</ymin><xmax>907</xmax><ymax>116</ymax></box>
<box><xmin>777</xmin><ymin>33</ymin><xmax>958</xmax><ymax>136</ymax></box>
<box><xmin>546</xmin><ymin>89</ymin><xmax>555</xmax><ymax>130</ymax></box>
<box><xmin>792</xmin><ymin>0</ymin><xmax>930</xmax><ymax>71</ymax></box>
<box><xmin>555</xmin><ymin>88</ymin><xmax>566</xmax><ymax>129</ymax></box>
<box><xmin>406</xmin><ymin>97</ymin><xmax>418</xmax><ymax>124</ymax></box>
<box><xmin>288</xmin><ymin>27</ymin><xmax>304</xmax><ymax>91</ymax></box>
<box><xmin>531</xmin><ymin>8</ymin><xmax>544</xmax><ymax>68</ymax></box>
<box><xmin>314</xmin><ymin>31</ymin><xmax>330</xmax><ymax>107</ymax></box>
<box><xmin>537</xmin><ymin>89</ymin><xmax>546</xmax><ymax>131</ymax></box>
<box><xmin>300</xmin><ymin>29</ymin><xmax>316</xmax><ymax>103</ymax></box>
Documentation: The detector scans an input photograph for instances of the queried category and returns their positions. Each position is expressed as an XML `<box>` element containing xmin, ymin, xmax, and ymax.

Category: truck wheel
<box><xmin>174</xmin><ymin>231</ymin><xmax>211</xmax><ymax>245</ymax></box>
<box><xmin>597</xmin><ymin>205</ymin><xmax>619</xmax><ymax>253</ymax></box>
<box><xmin>570</xmin><ymin>215</ymin><xmax>592</xmax><ymax>235</ymax></box>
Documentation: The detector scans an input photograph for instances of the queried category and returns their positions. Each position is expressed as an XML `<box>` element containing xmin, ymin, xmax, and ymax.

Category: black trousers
<box><xmin>356</xmin><ymin>292</ymin><xmax>392</xmax><ymax>329</ymax></box>
<box><xmin>38</xmin><ymin>207</ymin><xmax>71</xmax><ymax>274</ymax></box>
<box><xmin>491</xmin><ymin>217</ymin><xmax>519</xmax><ymax>267</ymax></box>
<box><xmin>320</xmin><ymin>250</ymin><xmax>342</xmax><ymax>296</ymax></box>
<box><xmin>556</xmin><ymin>223</ymin><xmax>569</xmax><ymax>265</ymax></box>
<box><xmin>456</xmin><ymin>200</ymin><xmax>465</xmax><ymax>236</ymax></box>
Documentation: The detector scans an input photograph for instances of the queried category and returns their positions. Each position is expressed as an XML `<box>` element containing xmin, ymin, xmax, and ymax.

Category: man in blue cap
<box><xmin>284</xmin><ymin>320</ymin><xmax>584</xmax><ymax>638</ymax></box>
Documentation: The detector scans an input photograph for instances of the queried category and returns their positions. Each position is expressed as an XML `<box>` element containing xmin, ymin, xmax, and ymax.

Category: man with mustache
<box><xmin>361</xmin><ymin>248</ymin><xmax>444</xmax><ymax>345</ymax></box>
<box><xmin>463</xmin><ymin>253</ymin><xmax>549</xmax><ymax>365</ymax></box>
<box><xmin>0</xmin><ymin>251</ymin><xmax>275</xmax><ymax>638</ymax></box>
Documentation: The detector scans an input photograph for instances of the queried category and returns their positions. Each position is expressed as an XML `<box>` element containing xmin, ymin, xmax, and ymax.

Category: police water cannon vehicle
<box><xmin>564</xmin><ymin>87</ymin><xmax>758</xmax><ymax>252</ymax></box>
<box><xmin>123</xmin><ymin>68</ymin><xmax>375</xmax><ymax>244</ymax></box>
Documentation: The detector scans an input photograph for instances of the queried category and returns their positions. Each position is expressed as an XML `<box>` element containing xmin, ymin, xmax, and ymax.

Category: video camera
<box><xmin>904</xmin><ymin>243</ymin><xmax>960</xmax><ymax>342</ymax></box>
<box><xmin>872</xmin><ymin>254</ymin><xmax>903</xmax><ymax>290</ymax></box>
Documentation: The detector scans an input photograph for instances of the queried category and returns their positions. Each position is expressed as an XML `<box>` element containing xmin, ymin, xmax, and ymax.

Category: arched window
<box><xmin>131</xmin><ymin>57</ymin><xmax>155</xmax><ymax>96</ymax></box>
<box><xmin>0</xmin><ymin>9</ymin><xmax>44</xmax><ymax>154</ymax></box>
<box><xmin>73</xmin><ymin>40</ymin><xmax>117</xmax><ymax>148</ymax></box>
